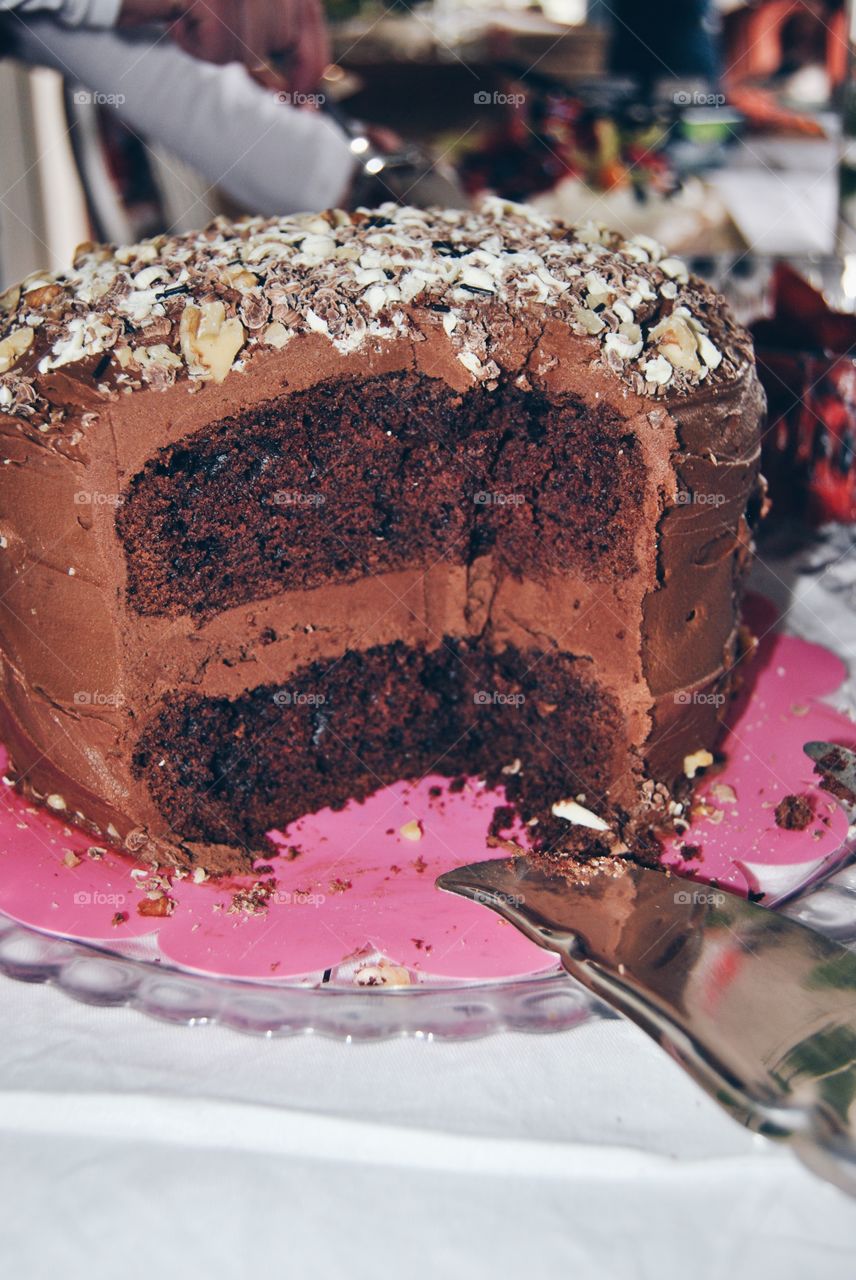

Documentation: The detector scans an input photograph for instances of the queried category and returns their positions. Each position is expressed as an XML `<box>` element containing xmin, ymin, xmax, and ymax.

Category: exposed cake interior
<box><xmin>116</xmin><ymin>372</ymin><xmax>645</xmax><ymax>616</ymax></box>
<box><xmin>115</xmin><ymin>369</ymin><xmax>652</xmax><ymax>860</ymax></box>
<box><xmin>0</xmin><ymin>350</ymin><xmax>760</xmax><ymax>871</ymax></box>
<box><xmin>133</xmin><ymin>639</ymin><xmax>627</xmax><ymax>855</ymax></box>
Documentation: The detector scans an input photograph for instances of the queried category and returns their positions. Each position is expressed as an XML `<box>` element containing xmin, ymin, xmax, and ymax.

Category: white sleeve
<box><xmin>12</xmin><ymin>19</ymin><xmax>357</xmax><ymax>215</ymax></box>
<box><xmin>0</xmin><ymin>0</ymin><xmax>121</xmax><ymax>27</ymax></box>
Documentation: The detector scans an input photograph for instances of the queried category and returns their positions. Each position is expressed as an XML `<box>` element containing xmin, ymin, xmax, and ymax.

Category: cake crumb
<box><xmin>710</xmin><ymin>782</ymin><xmax>737</xmax><ymax>806</ymax></box>
<box><xmin>695</xmin><ymin>803</ymin><xmax>725</xmax><ymax>826</ymax></box>
<box><xmin>137</xmin><ymin>893</ymin><xmax>175</xmax><ymax>917</ymax></box>
<box><xmin>489</xmin><ymin>804</ymin><xmax>516</xmax><ymax>838</ymax></box>
<box><xmin>683</xmin><ymin>749</ymin><xmax>714</xmax><ymax>779</ymax></box>
<box><xmin>354</xmin><ymin>960</ymin><xmax>411</xmax><ymax>987</ymax></box>
<box><xmin>399</xmin><ymin>820</ymin><xmax>423</xmax><ymax>842</ymax></box>
<box><xmin>551</xmin><ymin>798</ymin><xmax>610</xmax><ymax>831</ymax></box>
<box><xmin>227</xmin><ymin>878</ymin><xmax>275</xmax><ymax>915</ymax></box>
<box><xmin>774</xmin><ymin>794</ymin><xmax>815</xmax><ymax>831</ymax></box>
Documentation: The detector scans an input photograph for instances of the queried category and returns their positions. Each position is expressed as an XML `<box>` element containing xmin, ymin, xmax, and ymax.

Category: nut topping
<box><xmin>649</xmin><ymin>312</ymin><xmax>702</xmax><ymax>374</ymax></box>
<box><xmin>23</xmin><ymin>283</ymin><xmax>63</xmax><ymax>309</ymax></box>
<box><xmin>179</xmin><ymin>301</ymin><xmax>245</xmax><ymax>382</ymax></box>
<box><xmin>0</xmin><ymin>327</ymin><xmax>34</xmax><ymax>374</ymax></box>
<box><xmin>0</xmin><ymin>199</ymin><xmax>747</xmax><ymax>423</ymax></box>
<box><xmin>263</xmin><ymin>321</ymin><xmax>291</xmax><ymax>349</ymax></box>
<box><xmin>0</xmin><ymin>285</ymin><xmax>21</xmax><ymax>314</ymax></box>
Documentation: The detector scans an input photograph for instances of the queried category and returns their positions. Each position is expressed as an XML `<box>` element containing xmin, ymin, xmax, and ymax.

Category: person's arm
<box><xmin>13</xmin><ymin>18</ymin><xmax>356</xmax><ymax>215</ymax></box>
<box><xmin>0</xmin><ymin>0</ymin><xmax>122</xmax><ymax>27</ymax></box>
<box><xmin>4</xmin><ymin>2</ymin><xmax>333</xmax><ymax>98</ymax></box>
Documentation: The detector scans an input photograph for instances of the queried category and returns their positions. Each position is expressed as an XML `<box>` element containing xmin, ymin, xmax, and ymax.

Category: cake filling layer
<box><xmin>116</xmin><ymin>372</ymin><xmax>645</xmax><ymax>617</ymax></box>
<box><xmin>132</xmin><ymin>638</ymin><xmax>629</xmax><ymax>853</ymax></box>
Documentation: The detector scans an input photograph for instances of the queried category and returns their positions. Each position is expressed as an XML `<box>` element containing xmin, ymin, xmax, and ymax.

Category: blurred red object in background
<box><xmin>722</xmin><ymin>0</ymin><xmax>847</xmax><ymax>92</ymax></box>
<box><xmin>751</xmin><ymin>264</ymin><xmax>856</xmax><ymax>525</ymax></box>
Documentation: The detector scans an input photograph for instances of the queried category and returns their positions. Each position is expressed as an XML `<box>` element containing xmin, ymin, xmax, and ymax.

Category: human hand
<box><xmin>168</xmin><ymin>0</ymin><xmax>331</xmax><ymax>98</ymax></box>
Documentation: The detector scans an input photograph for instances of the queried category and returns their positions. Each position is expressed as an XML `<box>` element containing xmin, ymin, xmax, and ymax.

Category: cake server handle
<box><xmin>437</xmin><ymin>856</ymin><xmax>856</xmax><ymax>1199</ymax></box>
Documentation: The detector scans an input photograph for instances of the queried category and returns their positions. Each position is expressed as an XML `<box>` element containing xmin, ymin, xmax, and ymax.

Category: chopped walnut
<box><xmin>179</xmin><ymin>300</ymin><xmax>245</xmax><ymax>383</ymax></box>
<box><xmin>0</xmin><ymin>327</ymin><xmax>34</xmax><ymax>374</ymax></box>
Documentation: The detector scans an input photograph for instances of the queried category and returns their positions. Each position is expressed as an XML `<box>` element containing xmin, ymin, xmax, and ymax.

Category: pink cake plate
<box><xmin>0</xmin><ymin>593</ymin><xmax>854</xmax><ymax>1039</ymax></box>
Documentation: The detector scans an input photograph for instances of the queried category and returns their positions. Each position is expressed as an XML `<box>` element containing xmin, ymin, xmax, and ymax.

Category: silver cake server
<box><xmin>804</xmin><ymin>740</ymin><xmax>856</xmax><ymax>806</ymax></box>
<box><xmin>437</xmin><ymin>854</ymin><xmax>856</xmax><ymax>1198</ymax></box>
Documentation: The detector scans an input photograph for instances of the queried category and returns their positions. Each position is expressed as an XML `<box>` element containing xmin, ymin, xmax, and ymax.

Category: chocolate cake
<box><xmin>0</xmin><ymin>200</ymin><xmax>764</xmax><ymax>874</ymax></box>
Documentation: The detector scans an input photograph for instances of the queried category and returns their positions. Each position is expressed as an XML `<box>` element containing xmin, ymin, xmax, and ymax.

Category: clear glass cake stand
<box><xmin>0</xmin><ymin>915</ymin><xmax>598</xmax><ymax>1039</ymax></box>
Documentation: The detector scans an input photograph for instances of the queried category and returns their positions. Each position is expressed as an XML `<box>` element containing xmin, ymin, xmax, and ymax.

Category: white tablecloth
<box><xmin>2</xmin><ymin>972</ymin><xmax>856</xmax><ymax>1277</ymax></box>
<box><xmin>3</xmin><ymin>540</ymin><xmax>856</xmax><ymax>1277</ymax></box>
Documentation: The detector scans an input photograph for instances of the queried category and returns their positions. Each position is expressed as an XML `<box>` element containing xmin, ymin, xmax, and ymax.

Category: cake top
<box><xmin>0</xmin><ymin>198</ymin><xmax>750</xmax><ymax>427</ymax></box>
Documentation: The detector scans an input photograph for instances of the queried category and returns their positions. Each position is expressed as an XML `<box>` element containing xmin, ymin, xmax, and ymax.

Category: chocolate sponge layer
<box><xmin>116</xmin><ymin>372</ymin><xmax>645</xmax><ymax>617</ymax></box>
<box><xmin>133</xmin><ymin>638</ymin><xmax>626</xmax><ymax>855</ymax></box>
